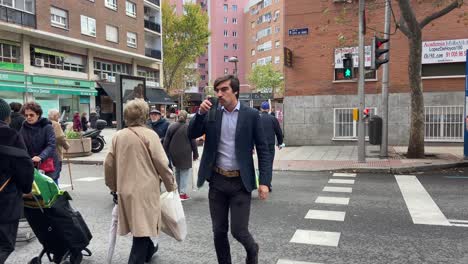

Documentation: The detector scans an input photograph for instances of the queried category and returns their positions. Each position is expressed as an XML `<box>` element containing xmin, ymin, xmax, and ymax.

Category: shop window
<box><xmin>0</xmin><ymin>43</ymin><xmax>20</xmax><ymax>63</ymax></box>
<box><xmin>422</xmin><ymin>62</ymin><xmax>465</xmax><ymax>77</ymax></box>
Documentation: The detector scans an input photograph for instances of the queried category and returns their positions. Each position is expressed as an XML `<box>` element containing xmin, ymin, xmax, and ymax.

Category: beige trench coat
<box><xmin>104</xmin><ymin>126</ymin><xmax>176</xmax><ymax>237</ymax></box>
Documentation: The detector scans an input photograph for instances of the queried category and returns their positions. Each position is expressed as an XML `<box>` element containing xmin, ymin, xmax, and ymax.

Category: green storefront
<box><xmin>0</xmin><ymin>70</ymin><xmax>97</xmax><ymax>121</ymax></box>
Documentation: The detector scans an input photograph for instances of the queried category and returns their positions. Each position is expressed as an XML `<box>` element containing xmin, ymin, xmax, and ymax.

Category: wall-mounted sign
<box><xmin>422</xmin><ymin>39</ymin><xmax>468</xmax><ymax>64</ymax></box>
<box><xmin>334</xmin><ymin>46</ymin><xmax>371</xmax><ymax>68</ymax></box>
<box><xmin>288</xmin><ymin>28</ymin><xmax>309</xmax><ymax>36</ymax></box>
<box><xmin>284</xmin><ymin>47</ymin><xmax>293</xmax><ymax>67</ymax></box>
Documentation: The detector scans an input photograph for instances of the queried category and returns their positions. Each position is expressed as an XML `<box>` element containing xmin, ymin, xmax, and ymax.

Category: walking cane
<box><xmin>66</xmin><ymin>150</ymin><xmax>74</xmax><ymax>190</ymax></box>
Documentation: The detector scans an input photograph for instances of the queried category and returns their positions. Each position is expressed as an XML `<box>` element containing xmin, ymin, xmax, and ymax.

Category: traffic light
<box><xmin>343</xmin><ymin>53</ymin><xmax>353</xmax><ymax>79</ymax></box>
<box><xmin>371</xmin><ymin>36</ymin><xmax>389</xmax><ymax>70</ymax></box>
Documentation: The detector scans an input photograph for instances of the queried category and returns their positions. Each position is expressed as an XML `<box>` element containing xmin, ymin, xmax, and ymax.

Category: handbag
<box><xmin>39</xmin><ymin>158</ymin><xmax>55</xmax><ymax>173</ymax></box>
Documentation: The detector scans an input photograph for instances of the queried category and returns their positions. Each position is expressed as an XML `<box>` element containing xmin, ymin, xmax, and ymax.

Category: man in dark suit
<box><xmin>259</xmin><ymin>101</ymin><xmax>283</xmax><ymax>191</ymax></box>
<box><xmin>188</xmin><ymin>75</ymin><xmax>271</xmax><ymax>264</ymax></box>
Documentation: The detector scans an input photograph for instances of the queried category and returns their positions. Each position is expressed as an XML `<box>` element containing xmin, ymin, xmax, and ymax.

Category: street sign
<box><xmin>284</xmin><ymin>47</ymin><xmax>293</xmax><ymax>67</ymax></box>
<box><xmin>288</xmin><ymin>28</ymin><xmax>309</xmax><ymax>36</ymax></box>
<box><xmin>464</xmin><ymin>50</ymin><xmax>468</xmax><ymax>159</ymax></box>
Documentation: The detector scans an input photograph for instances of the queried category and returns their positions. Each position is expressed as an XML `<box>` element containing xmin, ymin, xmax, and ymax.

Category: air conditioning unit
<box><xmin>100</xmin><ymin>73</ymin><xmax>109</xmax><ymax>80</ymax></box>
<box><xmin>34</xmin><ymin>58</ymin><xmax>44</xmax><ymax>67</ymax></box>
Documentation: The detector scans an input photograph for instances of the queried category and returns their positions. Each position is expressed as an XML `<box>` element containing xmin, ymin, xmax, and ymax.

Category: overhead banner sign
<box><xmin>422</xmin><ymin>39</ymin><xmax>468</xmax><ymax>64</ymax></box>
<box><xmin>334</xmin><ymin>46</ymin><xmax>371</xmax><ymax>68</ymax></box>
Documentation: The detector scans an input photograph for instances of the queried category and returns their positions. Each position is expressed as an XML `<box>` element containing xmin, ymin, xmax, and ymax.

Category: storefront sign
<box><xmin>284</xmin><ymin>47</ymin><xmax>293</xmax><ymax>67</ymax></box>
<box><xmin>422</xmin><ymin>39</ymin><xmax>468</xmax><ymax>64</ymax></box>
<box><xmin>334</xmin><ymin>46</ymin><xmax>371</xmax><ymax>68</ymax></box>
<box><xmin>32</xmin><ymin>76</ymin><xmax>94</xmax><ymax>88</ymax></box>
<box><xmin>0</xmin><ymin>62</ymin><xmax>24</xmax><ymax>72</ymax></box>
<box><xmin>0</xmin><ymin>72</ymin><xmax>26</xmax><ymax>82</ymax></box>
<box><xmin>288</xmin><ymin>28</ymin><xmax>309</xmax><ymax>36</ymax></box>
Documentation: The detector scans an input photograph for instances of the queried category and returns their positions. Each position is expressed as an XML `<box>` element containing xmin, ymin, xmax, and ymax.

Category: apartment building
<box><xmin>0</xmin><ymin>0</ymin><xmax>167</xmax><ymax>123</ymax></box>
<box><xmin>284</xmin><ymin>0</ymin><xmax>468</xmax><ymax>145</ymax></box>
<box><xmin>243</xmin><ymin>0</ymin><xmax>283</xmax><ymax>108</ymax></box>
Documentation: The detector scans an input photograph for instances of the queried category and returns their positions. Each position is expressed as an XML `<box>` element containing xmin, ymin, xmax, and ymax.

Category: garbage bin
<box><xmin>368</xmin><ymin>115</ymin><xmax>382</xmax><ymax>145</ymax></box>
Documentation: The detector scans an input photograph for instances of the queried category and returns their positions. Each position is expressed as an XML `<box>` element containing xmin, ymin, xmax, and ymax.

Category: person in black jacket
<box><xmin>147</xmin><ymin>109</ymin><xmax>169</xmax><ymax>142</ymax></box>
<box><xmin>0</xmin><ymin>98</ymin><xmax>34</xmax><ymax>263</ymax></box>
<box><xmin>259</xmin><ymin>101</ymin><xmax>283</xmax><ymax>191</ymax></box>
<box><xmin>9</xmin><ymin>102</ymin><xmax>24</xmax><ymax>132</ymax></box>
<box><xmin>19</xmin><ymin>102</ymin><xmax>57</xmax><ymax>181</ymax></box>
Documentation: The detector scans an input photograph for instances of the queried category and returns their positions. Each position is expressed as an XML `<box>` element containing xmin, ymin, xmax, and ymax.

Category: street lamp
<box><xmin>228</xmin><ymin>56</ymin><xmax>238</xmax><ymax>76</ymax></box>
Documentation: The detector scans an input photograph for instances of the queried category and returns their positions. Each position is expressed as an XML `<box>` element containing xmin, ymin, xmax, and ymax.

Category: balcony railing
<box><xmin>145</xmin><ymin>48</ymin><xmax>161</xmax><ymax>60</ymax></box>
<box><xmin>0</xmin><ymin>6</ymin><xmax>36</xmax><ymax>28</ymax></box>
<box><xmin>144</xmin><ymin>20</ymin><xmax>161</xmax><ymax>33</ymax></box>
<box><xmin>145</xmin><ymin>0</ymin><xmax>160</xmax><ymax>7</ymax></box>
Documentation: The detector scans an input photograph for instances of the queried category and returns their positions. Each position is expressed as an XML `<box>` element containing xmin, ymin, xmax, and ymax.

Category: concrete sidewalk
<box><xmin>65</xmin><ymin>128</ymin><xmax>468</xmax><ymax>173</ymax></box>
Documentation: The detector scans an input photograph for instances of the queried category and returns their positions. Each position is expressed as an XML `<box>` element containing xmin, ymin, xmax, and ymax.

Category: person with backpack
<box><xmin>0</xmin><ymin>98</ymin><xmax>34</xmax><ymax>263</ymax></box>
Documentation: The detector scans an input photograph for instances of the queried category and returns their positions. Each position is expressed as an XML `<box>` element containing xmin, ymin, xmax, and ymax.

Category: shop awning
<box><xmin>146</xmin><ymin>88</ymin><xmax>175</xmax><ymax>105</ymax></box>
<box><xmin>34</xmin><ymin>47</ymin><xmax>67</xmax><ymax>58</ymax></box>
<box><xmin>97</xmin><ymin>82</ymin><xmax>117</xmax><ymax>101</ymax></box>
<box><xmin>0</xmin><ymin>82</ymin><xmax>97</xmax><ymax>96</ymax></box>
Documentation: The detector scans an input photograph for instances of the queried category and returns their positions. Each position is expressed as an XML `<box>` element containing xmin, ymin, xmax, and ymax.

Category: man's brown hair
<box><xmin>213</xmin><ymin>75</ymin><xmax>240</xmax><ymax>99</ymax></box>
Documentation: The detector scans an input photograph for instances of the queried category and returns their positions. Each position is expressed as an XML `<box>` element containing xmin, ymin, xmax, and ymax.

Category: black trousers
<box><xmin>0</xmin><ymin>221</ymin><xmax>19</xmax><ymax>264</ymax></box>
<box><xmin>209</xmin><ymin>173</ymin><xmax>257</xmax><ymax>264</ymax></box>
<box><xmin>268</xmin><ymin>144</ymin><xmax>275</xmax><ymax>186</ymax></box>
<box><xmin>128</xmin><ymin>237</ymin><xmax>155</xmax><ymax>264</ymax></box>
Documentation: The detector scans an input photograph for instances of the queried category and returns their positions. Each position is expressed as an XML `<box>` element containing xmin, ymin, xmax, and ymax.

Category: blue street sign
<box><xmin>464</xmin><ymin>50</ymin><xmax>468</xmax><ymax>159</ymax></box>
<box><xmin>288</xmin><ymin>28</ymin><xmax>309</xmax><ymax>36</ymax></box>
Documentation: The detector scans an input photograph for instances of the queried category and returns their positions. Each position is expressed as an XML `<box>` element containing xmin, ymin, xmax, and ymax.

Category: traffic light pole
<box><xmin>380</xmin><ymin>0</ymin><xmax>391</xmax><ymax>158</ymax></box>
<box><xmin>358</xmin><ymin>0</ymin><xmax>366</xmax><ymax>163</ymax></box>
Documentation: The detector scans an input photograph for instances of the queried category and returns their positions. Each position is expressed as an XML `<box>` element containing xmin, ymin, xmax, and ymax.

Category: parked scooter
<box><xmin>82</xmin><ymin>119</ymin><xmax>107</xmax><ymax>153</ymax></box>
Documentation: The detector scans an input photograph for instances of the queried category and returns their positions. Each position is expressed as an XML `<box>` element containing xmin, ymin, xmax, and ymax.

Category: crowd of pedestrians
<box><xmin>0</xmin><ymin>75</ymin><xmax>284</xmax><ymax>264</ymax></box>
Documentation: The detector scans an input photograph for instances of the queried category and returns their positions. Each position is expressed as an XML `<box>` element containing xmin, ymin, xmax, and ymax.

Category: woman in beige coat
<box><xmin>104</xmin><ymin>99</ymin><xmax>176</xmax><ymax>264</ymax></box>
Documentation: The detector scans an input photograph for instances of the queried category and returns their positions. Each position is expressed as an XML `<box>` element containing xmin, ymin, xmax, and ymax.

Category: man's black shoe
<box><xmin>269</xmin><ymin>186</ymin><xmax>272</xmax><ymax>193</ymax></box>
<box><xmin>246</xmin><ymin>243</ymin><xmax>259</xmax><ymax>264</ymax></box>
<box><xmin>145</xmin><ymin>243</ymin><xmax>158</xmax><ymax>263</ymax></box>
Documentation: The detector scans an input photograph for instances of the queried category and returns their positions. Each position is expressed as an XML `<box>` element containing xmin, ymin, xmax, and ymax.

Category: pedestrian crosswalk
<box><xmin>284</xmin><ymin>172</ymin><xmax>357</xmax><ymax>263</ymax></box>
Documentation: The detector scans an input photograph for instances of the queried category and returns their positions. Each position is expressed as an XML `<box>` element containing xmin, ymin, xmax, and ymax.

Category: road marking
<box><xmin>333</xmin><ymin>173</ymin><xmax>356</xmax><ymax>177</ymax></box>
<box><xmin>290</xmin><ymin>229</ymin><xmax>341</xmax><ymax>247</ymax></box>
<box><xmin>75</xmin><ymin>177</ymin><xmax>104</xmax><ymax>182</ymax></box>
<box><xmin>277</xmin><ymin>260</ymin><xmax>322</xmax><ymax>264</ymax></box>
<box><xmin>328</xmin><ymin>179</ymin><xmax>355</xmax><ymax>184</ymax></box>
<box><xmin>59</xmin><ymin>184</ymin><xmax>71</xmax><ymax>189</ymax></box>
<box><xmin>315</xmin><ymin>196</ymin><xmax>349</xmax><ymax>205</ymax></box>
<box><xmin>395</xmin><ymin>175</ymin><xmax>451</xmax><ymax>226</ymax></box>
<box><xmin>323</xmin><ymin>186</ymin><xmax>353</xmax><ymax>193</ymax></box>
<box><xmin>445</xmin><ymin>176</ymin><xmax>468</xmax><ymax>179</ymax></box>
<box><xmin>451</xmin><ymin>223</ymin><xmax>468</xmax><ymax>227</ymax></box>
<box><xmin>305</xmin><ymin>209</ymin><xmax>346</xmax><ymax>222</ymax></box>
<box><xmin>448</xmin><ymin>219</ymin><xmax>468</xmax><ymax>224</ymax></box>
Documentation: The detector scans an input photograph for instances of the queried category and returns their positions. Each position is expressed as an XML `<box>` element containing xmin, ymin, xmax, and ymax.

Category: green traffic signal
<box><xmin>344</xmin><ymin>68</ymin><xmax>352</xmax><ymax>78</ymax></box>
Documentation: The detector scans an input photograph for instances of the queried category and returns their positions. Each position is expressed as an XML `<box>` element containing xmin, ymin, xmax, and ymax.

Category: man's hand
<box><xmin>258</xmin><ymin>185</ymin><xmax>269</xmax><ymax>200</ymax></box>
<box><xmin>199</xmin><ymin>98</ymin><xmax>213</xmax><ymax>115</ymax></box>
<box><xmin>32</xmin><ymin>156</ymin><xmax>42</xmax><ymax>163</ymax></box>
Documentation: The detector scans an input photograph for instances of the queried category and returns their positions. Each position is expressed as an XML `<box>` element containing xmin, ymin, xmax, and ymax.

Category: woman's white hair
<box><xmin>124</xmin><ymin>99</ymin><xmax>149</xmax><ymax>127</ymax></box>
<box><xmin>48</xmin><ymin>109</ymin><xmax>60</xmax><ymax>119</ymax></box>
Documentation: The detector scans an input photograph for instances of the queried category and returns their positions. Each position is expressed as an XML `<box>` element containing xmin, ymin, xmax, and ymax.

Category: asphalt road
<box><xmin>8</xmin><ymin>165</ymin><xmax>468</xmax><ymax>264</ymax></box>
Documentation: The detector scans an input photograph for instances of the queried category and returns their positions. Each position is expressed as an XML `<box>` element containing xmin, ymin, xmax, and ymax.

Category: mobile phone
<box><xmin>208</xmin><ymin>97</ymin><xmax>218</xmax><ymax>122</ymax></box>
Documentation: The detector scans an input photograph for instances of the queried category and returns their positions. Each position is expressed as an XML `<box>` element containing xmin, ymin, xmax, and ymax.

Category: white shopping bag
<box><xmin>160</xmin><ymin>190</ymin><xmax>187</xmax><ymax>241</ymax></box>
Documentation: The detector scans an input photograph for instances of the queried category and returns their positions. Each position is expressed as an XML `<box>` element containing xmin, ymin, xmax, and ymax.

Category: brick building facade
<box><xmin>284</xmin><ymin>0</ymin><xmax>468</xmax><ymax>145</ymax></box>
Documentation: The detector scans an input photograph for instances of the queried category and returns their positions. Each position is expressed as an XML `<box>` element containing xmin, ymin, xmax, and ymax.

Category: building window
<box><xmin>224</xmin><ymin>17</ymin><xmax>228</xmax><ymax>24</ymax></box>
<box><xmin>126</xmin><ymin>1</ymin><xmax>136</xmax><ymax>17</ymax></box>
<box><xmin>223</xmin><ymin>4</ymin><xmax>228</xmax><ymax>11</ymax></box>
<box><xmin>0</xmin><ymin>43</ymin><xmax>20</xmax><ymax>63</ymax></box>
<box><xmin>137</xmin><ymin>67</ymin><xmax>160</xmax><ymax>87</ymax></box>
<box><xmin>95</xmin><ymin>60</ymin><xmax>130</xmax><ymax>82</ymax></box>
<box><xmin>0</xmin><ymin>0</ymin><xmax>35</xmax><ymax>13</ymax></box>
<box><xmin>251</xmin><ymin>62</ymin><xmax>255</xmax><ymax>69</ymax></box>
<box><xmin>257</xmin><ymin>56</ymin><xmax>272</xmax><ymax>65</ymax></box>
<box><xmin>274</xmin><ymin>10</ymin><xmax>280</xmax><ymax>21</ymax></box>
<box><xmin>233</xmin><ymin>43</ymin><xmax>238</xmax><ymax>50</ymax></box>
<box><xmin>224</xmin><ymin>68</ymin><xmax>228</xmax><ymax>74</ymax></box>
<box><xmin>232</xmin><ymin>31</ymin><xmax>237</xmax><ymax>37</ymax></box>
<box><xmin>232</xmin><ymin>18</ymin><xmax>237</xmax><ymax>24</ymax></box>
<box><xmin>425</xmin><ymin>106</ymin><xmax>464</xmax><ymax>142</ymax></box>
<box><xmin>80</xmin><ymin>15</ymin><xmax>96</xmax><ymax>37</ymax></box>
<box><xmin>275</xmin><ymin>40</ymin><xmax>280</xmax><ymax>48</ymax></box>
<box><xmin>257</xmin><ymin>41</ymin><xmax>272</xmax><ymax>52</ymax></box>
<box><xmin>223</xmin><ymin>30</ymin><xmax>228</xmax><ymax>37</ymax></box>
<box><xmin>251</xmin><ymin>21</ymin><xmax>255</xmax><ymax>29</ymax></box>
<box><xmin>422</xmin><ymin>62</ymin><xmax>466</xmax><ymax>77</ymax></box>
<box><xmin>256</xmin><ymin>27</ymin><xmax>272</xmax><ymax>40</ymax></box>
<box><xmin>224</xmin><ymin>56</ymin><xmax>229</xmax><ymax>62</ymax></box>
<box><xmin>127</xmin><ymin>32</ymin><xmax>137</xmax><ymax>48</ymax></box>
<box><xmin>274</xmin><ymin>56</ymin><xmax>280</xmax><ymax>64</ymax></box>
<box><xmin>31</xmin><ymin>47</ymin><xmax>86</xmax><ymax>72</ymax></box>
<box><xmin>105</xmin><ymin>0</ymin><xmax>117</xmax><ymax>10</ymax></box>
<box><xmin>199</xmin><ymin>63</ymin><xmax>205</xmax><ymax>68</ymax></box>
<box><xmin>263</xmin><ymin>0</ymin><xmax>272</xmax><ymax>8</ymax></box>
<box><xmin>251</xmin><ymin>49</ymin><xmax>255</xmax><ymax>56</ymax></box>
<box><xmin>275</xmin><ymin>26</ymin><xmax>280</xmax><ymax>33</ymax></box>
<box><xmin>106</xmin><ymin>25</ymin><xmax>118</xmax><ymax>43</ymax></box>
<box><xmin>50</xmin><ymin>7</ymin><xmax>68</xmax><ymax>29</ymax></box>
<box><xmin>333</xmin><ymin>108</ymin><xmax>377</xmax><ymax>140</ymax></box>
<box><xmin>224</xmin><ymin>43</ymin><xmax>228</xmax><ymax>49</ymax></box>
<box><xmin>232</xmin><ymin>5</ymin><xmax>237</xmax><ymax>11</ymax></box>
<box><xmin>201</xmin><ymin>75</ymin><xmax>206</xmax><ymax>81</ymax></box>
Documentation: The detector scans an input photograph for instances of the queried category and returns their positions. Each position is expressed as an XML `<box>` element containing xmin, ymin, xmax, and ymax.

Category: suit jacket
<box><xmin>188</xmin><ymin>102</ymin><xmax>271</xmax><ymax>192</ymax></box>
<box><xmin>260</xmin><ymin>112</ymin><xmax>283</xmax><ymax>146</ymax></box>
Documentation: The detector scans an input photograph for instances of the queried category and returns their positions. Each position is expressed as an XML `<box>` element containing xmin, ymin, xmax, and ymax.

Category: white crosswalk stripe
<box><xmin>328</xmin><ymin>179</ymin><xmax>355</xmax><ymax>184</ymax></box>
<box><xmin>323</xmin><ymin>186</ymin><xmax>352</xmax><ymax>193</ymax></box>
<box><xmin>305</xmin><ymin>209</ymin><xmax>346</xmax><ymax>222</ymax></box>
<box><xmin>315</xmin><ymin>196</ymin><xmax>349</xmax><ymax>205</ymax></box>
<box><xmin>290</xmin><ymin>229</ymin><xmax>341</xmax><ymax>247</ymax></box>
<box><xmin>332</xmin><ymin>173</ymin><xmax>356</xmax><ymax>177</ymax></box>
<box><xmin>75</xmin><ymin>177</ymin><xmax>104</xmax><ymax>182</ymax></box>
<box><xmin>59</xmin><ymin>184</ymin><xmax>71</xmax><ymax>189</ymax></box>
<box><xmin>277</xmin><ymin>260</ymin><xmax>323</xmax><ymax>264</ymax></box>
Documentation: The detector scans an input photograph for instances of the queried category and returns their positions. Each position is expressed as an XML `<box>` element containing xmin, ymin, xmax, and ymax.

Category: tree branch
<box><xmin>419</xmin><ymin>0</ymin><xmax>463</xmax><ymax>29</ymax></box>
<box><xmin>398</xmin><ymin>16</ymin><xmax>411</xmax><ymax>37</ymax></box>
<box><xmin>396</xmin><ymin>0</ymin><xmax>420</xmax><ymax>34</ymax></box>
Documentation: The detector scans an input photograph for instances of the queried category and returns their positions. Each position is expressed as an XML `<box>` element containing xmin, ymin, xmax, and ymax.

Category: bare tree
<box><xmin>396</xmin><ymin>0</ymin><xmax>464</xmax><ymax>158</ymax></box>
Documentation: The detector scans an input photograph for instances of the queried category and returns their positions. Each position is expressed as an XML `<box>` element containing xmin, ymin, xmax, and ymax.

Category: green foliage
<box><xmin>247</xmin><ymin>64</ymin><xmax>284</xmax><ymax>95</ymax></box>
<box><xmin>65</xmin><ymin>130</ymin><xmax>81</xmax><ymax>139</ymax></box>
<box><xmin>162</xmin><ymin>0</ymin><xmax>210</xmax><ymax>93</ymax></box>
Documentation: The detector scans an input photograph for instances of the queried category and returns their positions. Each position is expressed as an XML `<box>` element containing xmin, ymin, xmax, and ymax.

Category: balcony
<box><xmin>144</xmin><ymin>20</ymin><xmax>161</xmax><ymax>34</ymax></box>
<box><xmin>0</xmin><ymin>6</ymin><xmax>36</xmax><ymax>28</ymax></box>
<box><xmin>145</xmin><ymin>48</ymin><xmax>161</xmax><ymax>60</ymax></box>
<box><xmin>145</xmin><ymin>0</ymin><xmax>160</xmax><ymax>7</ymax></box>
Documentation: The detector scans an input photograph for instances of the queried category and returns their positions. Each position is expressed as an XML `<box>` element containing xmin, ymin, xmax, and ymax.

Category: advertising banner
<box><xmin>422</xmin><ymin>39</ymin><xmax>468</xmax><ymax>64</ymax></box>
